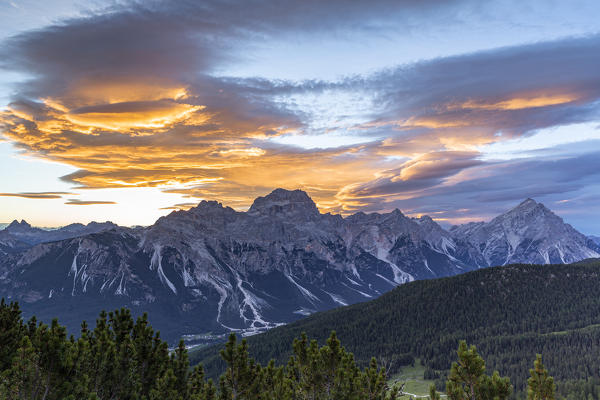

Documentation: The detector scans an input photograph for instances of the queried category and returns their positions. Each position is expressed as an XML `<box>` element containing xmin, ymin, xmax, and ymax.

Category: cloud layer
<box><xmin>0</xmin><ymin>0</ymin><xmax>599</xmax><ymax>228</ymax></box>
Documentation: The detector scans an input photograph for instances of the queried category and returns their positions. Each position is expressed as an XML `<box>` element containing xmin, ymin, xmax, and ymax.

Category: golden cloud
<box><xmin>65</xmin><ymin>101</ymin><xmax>204</xmax><ymax>131</ymax></box>
<box><xmin>459</xmin><ymin>93</ymin><xmax>577</xmax><ymax>111</ymax></box>
<box><xmin>0</xmin><ymin>75</ymin><xmax>384</xmax><ymax>214</ymax></box>
<box><xmin>0</xmin><ymin>46</ymin><xmax>594</xmax><ymax>218</ymax></box>
<box><xmin>56</xmin><ymin>79</ymin><xmax>190</xmax><ymax>107</ymax></box>
<box><xmin>0</xmin><ymin>79</ymin><xmax>581</xmax><ymax>216</ymax></box>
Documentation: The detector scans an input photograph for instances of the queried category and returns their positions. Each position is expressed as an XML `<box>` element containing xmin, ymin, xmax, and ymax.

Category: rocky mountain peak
<box><xmin>503</xmin><ymin>199</ymin><xmax>567</xmax><ymax>230</ymax></box>
<box><xmin>6</xmin><ymin>219</ymin><xmax>33</xmax><ymax>231</ymax></box>
<box><xmin>452</xmin><ymin>198</ymin><xmax>599</xmax><ymax>266</ymax></box>
<box><xmin>414</xmin><ymin>215</ymin><xmax>447</xmax><ymax>234</ymax></box>
<box><xmin>153</xmin><ymin>200</ymin><xmax>236</xmax><ymax>232</ymax></box>
<box><xmin>512</xmin><ymin>197</ymin><xmax>553</xmax><ymax>214</ymax></box>
<box><xmin>248</xmin><ymin>188</ymin><xmax>319</xmax><ymax>219</ymax></box>
<box><xmin>518</xmin><ymin>198</ymin><xmax>537</xmax><ymax>207</ymax></box>
<box><xmin>188</xmin><ymin>200</ymin><xmax>238</xmax><ymax>223</ymax></box>
<box><xmin>193</xmin><ymin>200</ymin><xmax>226</xmax><ymax>213</ymax></box>
<box><xmin>416</xmin><ymin>215</ymin><xmax>434</xmax><ymax>224</ymax></box>
<box><xmin>391</xmin><ymin>208</ymin><xmax>404</xmax><ymax>217</ymax></box>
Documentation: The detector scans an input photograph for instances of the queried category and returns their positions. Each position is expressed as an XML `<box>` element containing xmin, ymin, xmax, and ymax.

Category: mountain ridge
<box><xmin>0</xmin><ymin>189</ymin><xmax>598</xmax><ymax>341</ymax></box>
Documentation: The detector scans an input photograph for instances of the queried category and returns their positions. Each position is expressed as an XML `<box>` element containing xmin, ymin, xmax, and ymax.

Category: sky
<box><xmin>0</xmin><ymin>0</ymin><xmax>599</xmax><ymax>234</ymax></box>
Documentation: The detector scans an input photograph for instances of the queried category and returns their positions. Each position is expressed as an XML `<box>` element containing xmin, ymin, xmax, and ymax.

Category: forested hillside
<box><xmin>191</xmin><ymin>261</ymin><xmax>600</xmax><ymax>398</ymax></box>
<box><xmin>0</xmin><ymin>299</ymin><xmax>558</xmax><ymax>400</ymax></box>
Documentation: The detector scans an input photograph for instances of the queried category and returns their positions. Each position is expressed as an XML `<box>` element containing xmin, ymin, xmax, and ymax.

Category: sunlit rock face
<box><xmin>0</xmin><ymin>190</ymin><xmax>597</xmax><ymax>342</ymax></box>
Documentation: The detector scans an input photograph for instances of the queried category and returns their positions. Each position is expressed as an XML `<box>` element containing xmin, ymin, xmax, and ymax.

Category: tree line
<box><xmin>0</xmin><ymin>298</ymin><xmax>561</xmax><ymax>400</ymax></box>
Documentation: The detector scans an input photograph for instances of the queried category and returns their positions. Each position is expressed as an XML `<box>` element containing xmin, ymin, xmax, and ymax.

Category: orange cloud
<box><xmin>65</xmin><ymin>100</ymin><xmax>204</xmax><ymax>131</ymax></box>
<box><xmin>459</xmin><ymin>93</ymin><xmax>577</xmax><ymax>111</ymax></box>
<box><xmin>56</xmin><ymin>79</ymin><xmax>190</xmax><ymax>107</ymax></box>
<box><xmin>0</xmin><ymin>81</ymin><xmax>384</xmax><ymax>214</ymax></box>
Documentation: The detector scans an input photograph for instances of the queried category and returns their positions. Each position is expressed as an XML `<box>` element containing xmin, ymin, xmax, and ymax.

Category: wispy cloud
<box><xmin>0</xmin><ymin>191</ymin><xmax>71</xmax><ymax>199</ymax></box>
<box><xmin>64</xmin><ymin>199</ymin><xmax>116</xmax><ymax>205</ymax></box>
<box><xmin>159</xmin><ymin>202</ymin><xmax>198</xmax><ymax>211</ymax></box>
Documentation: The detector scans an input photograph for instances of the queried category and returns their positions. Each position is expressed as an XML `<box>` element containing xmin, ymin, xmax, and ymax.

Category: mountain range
<box><xmin>0</xmin><ymin>219</ymin><xmax>117</xmax><ymax>252</ymax></box>
<box><xmin>0</xmin><ymin>189</ymin><xmax>598</xmax><ymax>341</ymax></box>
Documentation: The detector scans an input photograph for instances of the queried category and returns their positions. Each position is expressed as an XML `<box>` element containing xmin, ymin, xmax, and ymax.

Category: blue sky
<box><xmin>0</xmin><ymin>0</ymin><xmax>599</xmax><ymax>233</ymax></box>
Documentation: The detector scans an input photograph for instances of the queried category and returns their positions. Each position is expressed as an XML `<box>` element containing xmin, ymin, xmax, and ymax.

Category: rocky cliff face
<box><xmin>0</xmin><ymin>190</ymin><xmax>597</xmax><ymax>341</ymax></box>
<box><xmin>450</xmin><ymin>199</ymin><xmax>600</xmax><ymax>266</ymax></box>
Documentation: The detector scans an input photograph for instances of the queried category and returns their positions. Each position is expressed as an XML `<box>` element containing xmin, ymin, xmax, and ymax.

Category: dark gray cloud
<box><xmin>339</xmin><ymin>34</ymin><xmax>600</xmax><ymax>143</ymax></box>
<box><xmin>159</xmin><ymin>202</ymin><xmax>199</xmax><ymax>210</ymax></box>
<box><xmin>0</xmin><ymin>192</ymin><xmax>72</xmax><ymax>199</ymax></box>
<box><xmin>0</xmin><ymin>0</ymin><xmax>468</xmax><ymax>98</ymax></box>
<box><xmin>64</xmin><ymin>199</ymin><xmax>116</xmax><ymax>205</ymax></box>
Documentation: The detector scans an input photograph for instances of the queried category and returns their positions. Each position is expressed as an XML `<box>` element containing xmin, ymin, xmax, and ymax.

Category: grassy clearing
<box><xmin>389</xmin><ymin>360</ymin><xmax>443</xmax><ymax>399</ymax></box>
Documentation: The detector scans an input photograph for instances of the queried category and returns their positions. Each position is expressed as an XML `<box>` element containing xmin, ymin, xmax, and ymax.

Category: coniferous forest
<box><xmin>2</xmin><ymin>262</ymin><xmax>600</xmax><ymax>399</ymax></box>
<box><xmin>1</xmin><ymin>299</ymin><xmax>407</xmax><ymax>400</ymax></box>
<box><xmin>0</xmin><ymin>298</ymin><xmax>562</xmax><ymax>400</ymax></box>
<box><xmin>192</xmin><ymin>262</ymin><xmax>600</xmax><ymax>399</ymax></box>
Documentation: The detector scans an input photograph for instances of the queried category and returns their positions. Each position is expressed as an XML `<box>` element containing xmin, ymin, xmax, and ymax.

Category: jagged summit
<box><xmin>416</xmin><ymin>215</ymin><xmax>434</xmax><ymax>224</ymax></box>
<box><xmin>248</xmin><ymin>188</ymin><xmax>319</xmax><ymax>219</ymax></box>
<box><xmin>7</xmin><ymin>219</ymin><xmax>32</xmax><ymax>230</ymax></box>
<box><xmin>519</xmin><ymin>198</ymin><xmax>537</xmax><ymax>206</ymax></box>
<box><xmin>507</xmin><ymin>197</ymin><xmax>549</xmax><ymax>214</ymax></box>
<box><xmin>191</xmin><ymin>200</ymin><xmax>232</xmax><ymax>214</ymax></box>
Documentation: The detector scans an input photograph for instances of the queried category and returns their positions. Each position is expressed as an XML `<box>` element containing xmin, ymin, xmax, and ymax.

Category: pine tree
<box><xmin>219</xmin><ymin>333</ymin><xmax>260</xmax><ymax>400</ymax></box>
<box><xmin>446</xmin><ymin>341</ymin><xmax>511</xmax><ymax>400</ymax></box>
<box><xmin>290</xmin><ymin>333</ymin><xmax>325</xmax><ymax>399</ymax></box>
<box><xmin>89</xmin><ymin>310</ymin><xmax>118</xmax><ymax>398</ymax></box>
<box><xmin>0</xmin><ymin>336</ymin><xmax>41</xmax><ymax>399</ymax></box>
<box><xmin>0</xmin><ymin>298</ymin><xmax>25</xmax><ymax>371</ymax></box>
<box><xmin>132</xmin><ymin>313</ymin><xmax>169</xmax><ymax>398</ymax></box>
<box><xmin>173</xmin><ymin>339</ymin><xmax>191</xmax><ymax>400</ymax></box>
<box><xmin>189</xmin><ymin>365</ymin><xmax>217</xmax><ymax>400</ymax></box>
<box><xmin>150</xmin><ymin>368</ymin><xmax>181</xmax><ymax>400</ymax></box>
<box><xmin>33</xmin><ymin>318</ymin><xmax>71</xmax><ymax>399</ymax></box>
<box><xmin>66</xmin><ymin>327</ymin><xmax>94</xmax><ymax>399</ymax></box>
<box><xmin>361</xmin><ymin>357</ymin><xmax>398</xmax><ymax>400</ymax></box>
<box><xmin>527</xmin><ymin>354</ymin><xmax>555</xmax><ymax>400</ymax></box>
